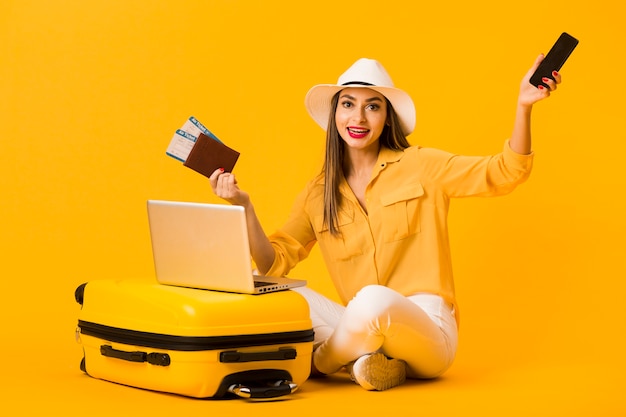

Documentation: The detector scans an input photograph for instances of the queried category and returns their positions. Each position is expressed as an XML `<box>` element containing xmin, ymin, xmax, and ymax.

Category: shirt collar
<box><xmin>312</xmin><ymin>146</ymin><xmax>407</xmax><ymax>188</ymax></box>
<box><xmin>372</xmin><ymin>146</ymin><xmax>405</xmax><ymax>177</ymax></box>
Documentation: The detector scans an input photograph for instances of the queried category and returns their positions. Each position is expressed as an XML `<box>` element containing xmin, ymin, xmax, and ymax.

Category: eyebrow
<box><xmin>339</xmin><ymin>93</ymin><xmax>384</xmax><ymax>103</ymax></box>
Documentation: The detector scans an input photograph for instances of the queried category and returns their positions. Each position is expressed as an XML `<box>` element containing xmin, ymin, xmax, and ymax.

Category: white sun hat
<box><xmin>304</xmin><ymin>58</ymin><xmax>416</xmax><ymax>136</ymax></box>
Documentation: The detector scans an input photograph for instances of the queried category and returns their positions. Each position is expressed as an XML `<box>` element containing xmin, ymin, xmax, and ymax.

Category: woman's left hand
<box><xmin>518</xmin><ymin>54</ymin><xmax>562</xmax><ymax>107</ymax></box>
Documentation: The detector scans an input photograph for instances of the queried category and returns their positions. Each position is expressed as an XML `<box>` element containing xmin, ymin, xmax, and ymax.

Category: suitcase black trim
<box><xmin>78</xmin><ymin>320</ymin><xmax>314</xmax><ymax>352</ymax></box>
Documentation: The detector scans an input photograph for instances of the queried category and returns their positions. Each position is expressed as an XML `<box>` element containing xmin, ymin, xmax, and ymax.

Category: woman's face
<box><xmin>334</xmin><ymin>87</ymin><xmax>388</xmax><ymax>152</ymax></box>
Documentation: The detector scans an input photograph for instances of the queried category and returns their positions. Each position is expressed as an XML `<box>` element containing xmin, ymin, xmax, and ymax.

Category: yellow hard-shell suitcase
<box><xmin>75</xmin><ymin>279</ymin><xmax>314</xmax><ymax>399</ymax></box>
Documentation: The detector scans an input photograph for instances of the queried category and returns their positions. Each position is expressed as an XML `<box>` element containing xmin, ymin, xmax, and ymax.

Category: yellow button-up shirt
<box><xmin>266</xmin><ymin>140</ymin><xmax>533</xmax><ymax>315</ymax></box>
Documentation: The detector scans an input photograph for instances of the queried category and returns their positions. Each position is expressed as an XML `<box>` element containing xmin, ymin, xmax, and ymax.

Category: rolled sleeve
<box><xmin>434</xmin><ymin>140</ymin><xmax>534</xmax><ymax>198</ymax></box>
<box><xmin>266</xmin><ymin>230</ymin><xmax>313</xmax><ymax>277</ymax></box>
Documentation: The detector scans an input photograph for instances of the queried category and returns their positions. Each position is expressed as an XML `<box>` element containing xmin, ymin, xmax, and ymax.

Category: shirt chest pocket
<box><xmin>380</xmin><ymin>183</ymin><xmax>424</xmax><ymax>242</ymax></box>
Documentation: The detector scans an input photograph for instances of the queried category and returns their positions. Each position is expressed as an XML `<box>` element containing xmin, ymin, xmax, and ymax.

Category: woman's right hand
<box><xmin>209</xmin><ymin>168</ymin><xmax>251</xmax><ymax>207</ymax></box>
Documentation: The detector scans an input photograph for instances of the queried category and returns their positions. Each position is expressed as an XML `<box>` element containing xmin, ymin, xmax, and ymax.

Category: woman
<box><xmin>209</xmin><ymin>57</ymin><xmax>561</xmax><ymax>390</ymax></box>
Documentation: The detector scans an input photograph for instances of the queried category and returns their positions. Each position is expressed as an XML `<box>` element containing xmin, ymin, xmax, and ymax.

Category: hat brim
<box><xmin>304</xmin><ymin>84</ymin><xmax>416</xmax><ymax>136</ymax></box>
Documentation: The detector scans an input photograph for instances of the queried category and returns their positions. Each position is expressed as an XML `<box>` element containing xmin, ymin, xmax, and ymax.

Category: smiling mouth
<box><xmin>347</xmin><ymin>127</ymin><xmax>369</xmax><ymax>138</ymax></box>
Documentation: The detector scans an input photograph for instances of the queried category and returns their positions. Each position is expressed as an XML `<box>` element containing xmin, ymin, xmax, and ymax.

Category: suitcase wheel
<box><xmin>75</xmin><ymin>283</ymin><xmax>87</xmax><ymax>305</ymax></box>
<box><xmin>217</xmin><ymin>370</ymin><xmax>294</xmax><ymax>399</ymax></box>
<box><xmin>228</xmin><ymin>380</ymin><xmax>297</xmax><ymax>399</ymax></box>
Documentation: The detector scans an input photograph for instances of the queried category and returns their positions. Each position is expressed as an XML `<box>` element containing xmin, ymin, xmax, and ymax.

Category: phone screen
<box><xmin>529</xmin><ymin>32</ymin><xmax>579</xmax><ymax>88</ymax></box>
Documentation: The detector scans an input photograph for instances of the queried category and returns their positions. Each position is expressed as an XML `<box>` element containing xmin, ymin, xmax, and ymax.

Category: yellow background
<box><xmin>2</xmin><ymin>0</ymin><xmax>625</xmax><ymax>415</ymax></box>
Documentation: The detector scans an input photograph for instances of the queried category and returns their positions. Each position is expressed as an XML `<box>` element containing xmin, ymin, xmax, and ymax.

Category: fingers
<box><xmin>209</xmin><ymin>167</ymin><xmax>224</xmax><ymax>180</ymax></box>
<box><xmin>209</xmin><ymin>167</ymin><xmax>225</xmax><ymax>190</ymax></box>
<box><xmin>532</xmin><ymin>53</ymin><xmax>545</xmax><ymax>71</ymax></box>
<box><xmin>524</xmin><ymin>54</ymin><xmax>545</xmax><ymax>81</ymax></box>
<box><xmin>539</xmin><ymin>70</ymin><xmax>561</xmax><ymax>93</ymax></box>
<box><xmin>527</xmin><ymin>54</ymin><xmax>562</xmax><ymax>96</ymax></box>
<box><xmin>209</xmin><ymin>167</ymin><xmax>240</xmax><ymax>199</ymax></box>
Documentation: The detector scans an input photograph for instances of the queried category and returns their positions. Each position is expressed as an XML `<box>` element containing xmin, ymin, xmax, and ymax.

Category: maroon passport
<box><xmin>183</xmin><ymin>133</ymin><xmax>240</xmax><ymax>178</ymax></box>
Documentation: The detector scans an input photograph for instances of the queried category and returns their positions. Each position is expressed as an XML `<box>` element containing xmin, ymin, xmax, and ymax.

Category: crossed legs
<box><xmin>294</xmin><ymin>285</ymin><xmax>458</xmax><ymax>380</ymax></box>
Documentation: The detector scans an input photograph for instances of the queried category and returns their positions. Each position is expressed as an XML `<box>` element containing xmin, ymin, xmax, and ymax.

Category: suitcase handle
<box><xmin>219</xmin><ymin>347</ymin><xmax>297</xmax><ymax>363</ymax></box>
<box><xmin>100</xmin><ymin>345</ymin><xmax>171</xmax><ymax>367</ymax></box>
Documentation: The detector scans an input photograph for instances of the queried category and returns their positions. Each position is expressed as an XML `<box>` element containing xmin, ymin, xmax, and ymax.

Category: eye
<box><xmin>340</xmin><ymin>100</ymin><xmax>353</xmax><ymax>108</ymax></box>
<box><xmin>366</xmin><ymin>103</ymin><xmax>380</xmax><ymax>111</ymax></box>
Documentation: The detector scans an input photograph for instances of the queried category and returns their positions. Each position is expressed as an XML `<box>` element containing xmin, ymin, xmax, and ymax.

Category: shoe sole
<box><xmin>352</xmin><ymin>353</ymin><xmax>406</xmax><ymax>391</ymax></box>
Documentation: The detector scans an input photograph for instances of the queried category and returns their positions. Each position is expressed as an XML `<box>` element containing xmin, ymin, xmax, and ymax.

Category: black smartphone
<box><xmin>529</xmin><ymin>32</ymin><xmax>579</xmax><ymax>88</ymax></box>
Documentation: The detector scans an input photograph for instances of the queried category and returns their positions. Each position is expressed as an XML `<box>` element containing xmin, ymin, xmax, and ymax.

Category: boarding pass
<box><xmin>166</xmin><ymin>116</ymin><xmax>222</xmax><ymax>162</ymax></box>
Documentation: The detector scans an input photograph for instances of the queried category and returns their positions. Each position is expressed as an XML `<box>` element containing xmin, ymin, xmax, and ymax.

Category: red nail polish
<box><xmin>542</xmin><ymin>77</ymin><xmax>550</xmax><ymax>83</ymax></box>
<box><xmin>219</xmin><ymin>167</ymin><xmax>225</xmax><ymax>172</ymax></box>
<box><xmin>552</xmin><ymin>71</ymin><xmax>559</xmax><ymax>77</ymax></box>
<box><xmin>538</xmin><ymin>85</ymin><xmax>545</xmax><ymax>90</ymax></box>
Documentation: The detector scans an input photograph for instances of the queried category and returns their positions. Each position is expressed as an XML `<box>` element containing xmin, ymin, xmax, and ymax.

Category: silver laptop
<box><xmin>147</xmin><ymin>200</ymin><xmax>306</xmax><ymax>294</ymax></box>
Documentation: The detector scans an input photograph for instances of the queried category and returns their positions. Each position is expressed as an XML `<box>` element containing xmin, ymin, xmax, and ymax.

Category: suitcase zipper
<box><xmin>78</xmin><ymin>320</ymin><xmax>314</xmax><ymax>352</ymax></box>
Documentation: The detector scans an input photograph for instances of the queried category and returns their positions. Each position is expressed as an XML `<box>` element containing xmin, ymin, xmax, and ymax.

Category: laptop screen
<box><xmin>147</xmin><ymin>200</ymin><xmax>257</xmax><ymax>293</ymax></box>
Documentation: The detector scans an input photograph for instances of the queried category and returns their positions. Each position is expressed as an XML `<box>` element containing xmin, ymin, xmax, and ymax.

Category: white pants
<box><xmin>293</xmin><ymin>285</ymin><xmax>458</xmax><ymax>379</ymax></box>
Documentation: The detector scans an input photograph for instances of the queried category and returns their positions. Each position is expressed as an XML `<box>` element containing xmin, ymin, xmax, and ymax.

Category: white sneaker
<box><xmin>350</xmin><ymin>353</ymin><xmax>407</xmax><ymax>391</ymax></box>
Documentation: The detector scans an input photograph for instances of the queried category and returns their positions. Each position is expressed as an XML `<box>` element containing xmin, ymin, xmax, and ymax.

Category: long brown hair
<box><xmin>322</xmin><ymin>90</ymin><xmax>411</xmax><ymax>235</ymax></box>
